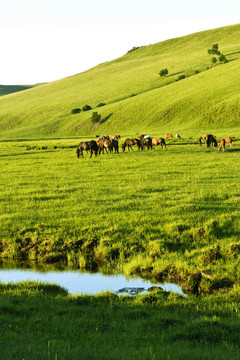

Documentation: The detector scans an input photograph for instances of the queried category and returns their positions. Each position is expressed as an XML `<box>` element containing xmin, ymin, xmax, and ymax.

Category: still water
<box><xmin>0</xmin><ymin>268</ymin><xmax>185</xmax><ymax>296</ymax></box>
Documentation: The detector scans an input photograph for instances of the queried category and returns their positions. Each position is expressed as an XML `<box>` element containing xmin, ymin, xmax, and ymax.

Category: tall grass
<box><xmin>1</xmin><ymin>137</ymin><xmax>239</xmax><ymax>288</ymax></box>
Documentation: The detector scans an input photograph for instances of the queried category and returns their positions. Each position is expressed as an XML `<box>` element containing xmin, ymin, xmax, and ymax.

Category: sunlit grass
<box><xmin>1</xmin><ymin>137</ymin><xmax>240</xmax><ymax>284</ymax></box>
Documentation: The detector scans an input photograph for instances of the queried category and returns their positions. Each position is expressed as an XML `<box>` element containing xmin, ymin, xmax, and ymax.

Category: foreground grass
<box><xmin>0</xmin><ymin>136</ymin><xmax>240</xmax><ymax>292</ymax></box>
<box><xmin>0</xmin><ymin>282</ymin><xmax>240</xmax><ymax>360</ymax></box>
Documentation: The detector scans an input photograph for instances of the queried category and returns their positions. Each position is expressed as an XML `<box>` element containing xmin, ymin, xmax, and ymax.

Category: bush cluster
<box><xmin>71</xmin><ymin>104</ymin><xmax>93</xmax><ymax>114</ymax></box>
<box><xmin>208</xmin><ymin>43</ymin><xmax>228</xmax><ymax>64</ymax></box>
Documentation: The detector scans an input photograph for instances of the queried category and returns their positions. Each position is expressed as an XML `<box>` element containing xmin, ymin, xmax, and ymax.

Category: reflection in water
<box><xmin>0</xmin><ymin>268</ymin><xmax>185</xmax><ymax>296</ymax></box>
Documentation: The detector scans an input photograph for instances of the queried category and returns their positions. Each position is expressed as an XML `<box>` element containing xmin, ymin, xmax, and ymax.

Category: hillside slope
<box><xmin>0</xmin><ymin>23</ymin><xmax>240</xmax><ymax>139</ymax></box>
<box><xmin>0</xmin><ymin>85</ymin><xmax>36</xmax><ymax>97</ymax></box>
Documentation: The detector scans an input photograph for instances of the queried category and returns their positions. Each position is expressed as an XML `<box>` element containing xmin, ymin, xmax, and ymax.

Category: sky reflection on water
<box><xmin>0</xmin><ymin>268</ymin><xmax>185</xmax><ymax>296</ymax></box>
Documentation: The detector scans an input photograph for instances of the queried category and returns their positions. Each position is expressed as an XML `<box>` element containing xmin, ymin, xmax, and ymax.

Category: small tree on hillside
<box><xmin>159</xmin><ymin>68</ymin><xmax>168</xmax><ymax>77</ymax></box>
<box><xmin>91</xmin><ymin>112</ymin><xmax>101</xmax><ymax>124</ymax></box>
<box><xmin>82</xmin><ymin>104</ymin><xmax>92</xmax><ymax>111</ymax></box>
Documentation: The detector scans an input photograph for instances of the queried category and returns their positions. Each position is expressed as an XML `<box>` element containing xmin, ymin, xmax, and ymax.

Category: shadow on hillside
<box><xmin>91</xmin><ymin>113</ymin><xmax>113</xmax><ymax>132</ymax></box>
<box><xmin>226</xmin><ymin>51</ymin><xmax>240</xmax><ymax>56</ymax></box>
<box><xmin>168</xmin><ymin>71</ymin><xmax>184</xmax><ymax>77</ymax></box>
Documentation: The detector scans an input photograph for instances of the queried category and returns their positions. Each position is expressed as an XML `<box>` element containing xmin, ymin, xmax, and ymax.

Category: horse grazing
<box><xmin>76</xmin><ymin>140</ymin><xmax>98</xmax><ymax>158</ymax></box>
<box><xmin>111</xmin><ymin>139</ymin><xmax>119</xmax><ymax>153</ymax></box>
<box><xmin>152</xmin><ymin>137</ymin><xmax>167</xmax><ymax>150</ymax></box>
<box><xmin>176</xmin><ymin>133</ymin><xmax>181</xmax><ymax>139</ymax></box>
<box><xmin>204</xmin><ymin>134</ymin><xmax>217</xmax><ymax>148</ymax></box>
<box><xmin>122</xmin><ymin>138</ymin><xmax>141</xmax><ymax>152</ymax></box>
<box><xmin>165</xmin><ymin>134</ymin><xmax>173</xmax><ymax>139</ymax></box>
<box><xmin>97</xmin><ymin>135</ymin><xmax>110</xmax><ymax>140</ymax></box>
<box><xmin>198</xmin><ymin>136</ymin><xmax>203</xmax><ymax>147</ymax></box>
<box><xmin>224</xmin><ymin>137</ymin><xmax>233</xmax><ymax>147</ymax></box>
<box><xmin>218</xmin><ymin>139</ymin><xmax>226</xmax><ymax>152</ymax></box>
<box><xmin>97</xmin><ymin>139</ymin><xmax>113</xmax><ymax>154</ymax></box>
<box><xmin>139</xmin><ymin>137</ymin><xmax>152</xmax><ymax>150</ymax></box>
<box><xmin>110</xmin><ymin>134</ymin><xmax>121</xmax><ymax>140</ymax></box>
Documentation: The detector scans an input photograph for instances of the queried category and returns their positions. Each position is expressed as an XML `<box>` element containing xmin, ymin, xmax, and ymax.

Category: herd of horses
<box><xmin>198</xmin><ymin>134</ymin><xmax>232</xmax><ymax>151</ymax></box>
<box><xmin>76</xmin><ymin>133</ymin><xmax>233</xmax><ymax>158</ymax></box>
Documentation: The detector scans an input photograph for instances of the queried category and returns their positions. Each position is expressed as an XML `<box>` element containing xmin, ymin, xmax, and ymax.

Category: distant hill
<box><xmin>0</xmin><ymin>23</ymin><xmax>240</xmax><ymax>139</ymax></box>
<box><xmin>0</xmin><ymin>85</ymin><xmax>36</xmax><ymax>97</ymax></box>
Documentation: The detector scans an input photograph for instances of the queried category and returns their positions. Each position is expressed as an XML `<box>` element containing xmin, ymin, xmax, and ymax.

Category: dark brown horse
<box><xmin>122</xmin><ymin>138</ymin><xmax>141</xmax><ymax>152</ymax></box>
<box><xmin>204</xmin><ymin>134</ymin><xmax>217</xmax><ymax>148</ymax></box>
<box><xmin>139</xmin><ymin>137</ymin><xmax>152</xmax><ymax>150</ymax></box>
<box><xmin>76</xmin><ymin>140</ymin><xmax>98</xmax><ymax>158</ymax></box>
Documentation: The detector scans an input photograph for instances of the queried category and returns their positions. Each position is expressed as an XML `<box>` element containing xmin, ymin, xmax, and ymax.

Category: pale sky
<box><xmin>1</xmin><ymin>0</ymin><xmax>239</xmax><ymax>85</ymax></box>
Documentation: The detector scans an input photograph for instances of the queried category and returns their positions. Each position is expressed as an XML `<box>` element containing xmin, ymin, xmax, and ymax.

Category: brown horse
<box><xmin>122</xmin><ymin>138</ymin><xmax>141</xmax><ymax>152</ymax></box>
<box><xmin>218</xmin><ymin>139</ymin><xmax>225</xmax><ymax>152</ymax></box>
<box><xmin>165</xmin><ymin>134</ymin><xmax>173</xmax><ymax>139</ymax></box>
<box><xmin>97</xmin><ymin>139</ymin><xmax>113</xmax><ymax>154</ymax></box>
<box><xmin>110</xmin><ymin>134</ymin><xmax>121</xmax><ymax>140</ymax></box>
<box><xmin>152</xmin><ymin>137</ymin><xmax>167</xmax><ymax>150</ymax></box>
<box><xmin>224</xmin><ymin>137</ymin><xmax>233</xmax><ymax>147</ymax></box>
<box><xmin>198</xmin><ymin>136</ymin><xmax>203</xmax><ymax>147</ymax></box>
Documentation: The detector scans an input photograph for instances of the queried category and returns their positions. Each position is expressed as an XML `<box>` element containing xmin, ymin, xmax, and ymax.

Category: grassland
<box><xmin>0</xmin><ymin>136</ymin><xmax>239</xmax><ymax>294</ymax></box>
<box><xmin>0</xmin><ymin>84</ymin><xmax>37</xmax><ymax>97</ymax></box>
<box><xmin>1</xmin><ymin>24</ymin><xmax>240</xmax><ymax>359</ymax></box>
<box><xmin>0</xmin><ymin>282</ymin><xmax>240</xmax><ymax>360</ymax></box>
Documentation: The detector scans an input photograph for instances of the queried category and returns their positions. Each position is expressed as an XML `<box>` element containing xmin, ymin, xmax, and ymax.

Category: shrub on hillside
<box><xmin>176</xmin><ymin>74</ymin><xmax>185</xmax><ymax>81</ymax></box>
<box><xmin>159</xmin><ymin>68</ymin><xmax>168</xmax><ymax>77</ymax></box>
<box><xmin>219</xmin><ymin>54</ymin><xmax>228</xmax><ymax>63</ymax></box>
<box><xmin>127</xmin><ymin>46</ymin><xmax>140</xmax><ymax>53</ymax></box>
<box><xmin>96</xmin><ymin>102</ymin><xmax>106</xmax><ymax>108</ymax></box>
<box><xmin>91</xmin><ymin>112</ymin><xmax>101</xmax><ymax>124</ymax></box>
<box><xmin>82</xmin><ymin>104</ymin><xmax>92</xmax><ymax>111</ymax></box>
<box><xmin>71</xmin><ymin>108</ymin><xmax>81</xmax><ymax>114</ymax></box>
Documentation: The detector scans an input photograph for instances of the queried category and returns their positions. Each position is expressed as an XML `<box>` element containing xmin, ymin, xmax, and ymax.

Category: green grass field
<box><xmin>1</xmin><ymin>24</ymin><xmax>240</xmax><ymax>360</ymax></box>
<box><xmin>0</xmin><ymin>282</ymin><xmax>240</xmax><ymax>360</ymax></box>
<box><xmin>1</xmin><ymin>136</ymin><xmax>239</xmax><ymax>294</ymax></box>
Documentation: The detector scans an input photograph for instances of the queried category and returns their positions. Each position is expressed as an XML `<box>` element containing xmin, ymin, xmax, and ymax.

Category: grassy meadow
<box><xmin>0</xmin><ymin>282</ymin><xmax>240</xmax><ymax>360</ymax></box>
<box><xmin>1</xmin><ymin>23</ymin><xmax>240</xmax><ymax>359</ymax></box>
<box><xmin>1</xmin><ymin>136</ymin><xmax>240</xmax><ymax>293</ymax></box>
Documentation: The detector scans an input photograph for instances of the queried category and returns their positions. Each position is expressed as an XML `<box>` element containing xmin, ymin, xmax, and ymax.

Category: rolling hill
<box><xmin>0</xmin><ymin>85</ymin><xmax>36</xmax><ymax>97</ymax></box>
<box><xmin>0</xmin><ymin>23</ymin><xmax>240</xmax><ymax>139</ymax></box>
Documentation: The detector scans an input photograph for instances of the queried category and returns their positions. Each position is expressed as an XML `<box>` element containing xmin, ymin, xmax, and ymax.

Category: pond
<box><xmin>0</xmin><ymin>267</ymin><xmax>186</xmax><ymax>296</ymax></box>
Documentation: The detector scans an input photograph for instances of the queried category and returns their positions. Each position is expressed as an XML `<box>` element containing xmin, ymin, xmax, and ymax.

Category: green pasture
<box><xmin>1</xmin><ymin>136</ymin><xmax>239</xmax><ymax>292</ymax></box>
<box><xmin>0</xmin><ymin>282</ymin><xmax>240</xmax><ymax>360</ymax></box>
<box><xmin>1</xmin><ymin>24</ymin><xmax>240</xmax><ymax>360</ymax></box>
